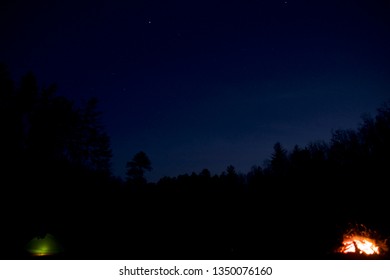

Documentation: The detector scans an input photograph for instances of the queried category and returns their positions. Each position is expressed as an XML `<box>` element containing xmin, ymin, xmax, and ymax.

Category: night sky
<box><xmin>1</xmin><ymin>0</ymin><xmax>389</xmax><ymax>182</ymax></box>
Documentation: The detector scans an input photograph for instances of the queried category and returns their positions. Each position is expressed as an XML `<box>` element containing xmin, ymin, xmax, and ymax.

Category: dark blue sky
<box><xmin>1</xmin><ymin>0</ymin><xmax>389</xmax><ymax>182</ymax></box>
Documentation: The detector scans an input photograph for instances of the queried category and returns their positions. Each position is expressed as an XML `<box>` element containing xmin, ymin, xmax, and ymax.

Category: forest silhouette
<box><xmin>1</xmin><ymin>64</ymin><xmax>389</xmax><ymax>260</ymax></box>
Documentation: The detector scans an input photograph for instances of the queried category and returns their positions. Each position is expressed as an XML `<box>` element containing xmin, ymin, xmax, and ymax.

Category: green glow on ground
<box><xmin>26</xmin><ymin>233</ymin><xmax>63</xmax><ymax>256</ymax></box>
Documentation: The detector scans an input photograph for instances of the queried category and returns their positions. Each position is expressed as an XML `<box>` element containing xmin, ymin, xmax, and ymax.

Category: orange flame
<box><xmin>338</xmin><ymin>224</ymin><xmax>388</xmax><ymax>256</ymax></box>
<box><xmin>340</xmin><ymin>235</ymin><xmax>380</xmax><ymax>255</ymax></box>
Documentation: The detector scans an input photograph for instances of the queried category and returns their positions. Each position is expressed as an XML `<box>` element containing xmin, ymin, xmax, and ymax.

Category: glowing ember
<box><xmin>337</xmin><ymin>224</ymin><xmax>388</xmax><ymax>256</ymax></box>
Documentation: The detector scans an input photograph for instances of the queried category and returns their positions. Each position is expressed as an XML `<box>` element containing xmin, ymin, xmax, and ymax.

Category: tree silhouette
<box><xmin>0</xmin><ymin>65</ymin><xmax>120</xmax><ymax>259</ymax></box>
<box><xmin>70</xmin><ymin>97</ymin><xmax>112</xmax><ymax>174</ymax></box>
<box><xmin>199</xmin><ymin>168</ymin><xmax>211</xmax><ymax>179</ymax></box>
<box><xmin>246</xmin><ymin>165</ymin><xmax>263</xmax><ymax>187</ymax></box>
<box><xmin>351</xmin><ymin>101</ymin><xmax>390</xmax><ymax>184</ymax></box>
<box><xmin>329</xmin><ymin>129</ymin><xmax>361</xmax><ymax>175</ymax></box>
<box><xmin>269</xmin><ymin>142</ymin><xmax>288</xmax><ymax>177</ymax></box>
<box><xmin>1</xmin><ymin>69</ymin><xmax>111</xmax><ymax>202</ymax></box>
<box><xmin>288</xmin><ymin>145</ymin><xmax>311</xmax><ymax>177</ymax></box>
<box><xmin>0</xmin><ymin>64</ymin><xmax>20</xmax><ymax>175</ymax></box>
<box><xmin>0</xmin><ymin>66</ymin><xmax>113</xmax><ymax>177</ymax></box>
<box><xmin>125</xmin><ymin>151</ymin><xmax>152</xmax><ymax>187</ymax></box>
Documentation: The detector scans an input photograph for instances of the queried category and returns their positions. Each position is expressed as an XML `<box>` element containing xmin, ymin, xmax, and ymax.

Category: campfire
<box><xmin>337</xmin><ymin>224</ymin><xmax>388</xmax><ymax>256</ymax></box>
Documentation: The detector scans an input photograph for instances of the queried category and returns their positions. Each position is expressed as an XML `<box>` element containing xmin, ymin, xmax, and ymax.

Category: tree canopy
<box><xmin>125</xmin><ymin>151</ymin><xmax>152</xmax><ymax>187</ymax></box>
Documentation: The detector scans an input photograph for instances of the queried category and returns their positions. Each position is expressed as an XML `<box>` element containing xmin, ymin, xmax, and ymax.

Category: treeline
<box><xmin>152</xmin><ymin>101</ymin><xmax>390</xmax><ymax>206</ymax></box>
<box><xmin>3</xmin><ymin>64</ymin><xmax>389</xmax><ymax>194</ymax></box>
<box><xmin>155</xmin><ymin>104</ymin><xmax>390</xmax><ymax>185</ymax></box>
<box><xmin>2</xmin><ymin>64</ymin><xmax>389</xmax><ymax>259</ymax></box>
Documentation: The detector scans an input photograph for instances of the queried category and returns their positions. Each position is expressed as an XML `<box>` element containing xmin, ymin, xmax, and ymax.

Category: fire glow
<box><xmin>338</xmin><ymin>224</ymin><xmax>388</xmax><ymax>256</ymax></box>
<box><xmin>340</xmin><ymin>235</ymin><xmax>379</xmax><ymax>255</ymax></box>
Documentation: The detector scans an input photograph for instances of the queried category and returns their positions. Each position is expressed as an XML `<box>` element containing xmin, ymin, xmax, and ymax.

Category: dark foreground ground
<box><xmin>2</xmin><ymin>180</ymin><xmax>390</xmax><ymax>260</ymax></box>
